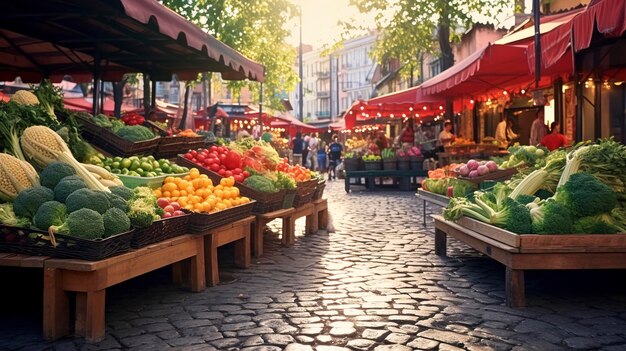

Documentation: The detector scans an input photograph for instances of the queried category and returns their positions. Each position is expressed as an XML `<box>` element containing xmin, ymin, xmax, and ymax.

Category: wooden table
<box><xmin>252</xmin><ymin>208</ymin><xmax>295</xmax><ymax>257</ymax></box>
<box><xmin>43</xmin><ymin>234</ymin><xmax>205</xmax><ymax>342</ymax></box>
<box><xmin>344</xmin><ymin>169</ymin><xmax>424</xmax><ymax>193</ymax></box>
<box><xmin>0</xmin><ymin>252</ymin><xmax>49</xmax><ymax>267</ymax></box>
<box><xmin>201</xmin><ymin>216</ymin><xmax>254</xmax><ymax>286</ymax></box>
<box><xmin>285</xmin><ymin>203</ymin><xmax>316</xmax><ymax>245</ymax></box>
<box><xmin>416</xmin><ymin>189</ymin><xmax>449</xmax><ymax>226</ymax></box>
<box><xmin>312</xmin><ymin>198</ymin><xmax>328</xmax><ymax>233</ymax></box>
<box><xmin>433</xmin><ymin>215</ymin><xmax>626</xmax><ymax>307</ymax></box>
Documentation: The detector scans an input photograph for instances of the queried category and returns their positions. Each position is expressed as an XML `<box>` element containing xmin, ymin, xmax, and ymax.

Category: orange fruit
<box><xmin>189</xmin><ymin>168</ymin><xmax>200</xmax><ymax>179</ymax></box>
<box><xmin>162</xmin><ymin>191</ymin><xmax>171</xmax><ymax>198</ymax></box>
<box><xmin>171</xmin><ymin>189</ymin><xmax>180</xmax><ymax>197</ymax></box>
<box><xmin>214</xmin><ymin>189</ymin><xmax>224</xmax><ymax>199</ymax></box>
<box><xmin>231</xmin><ymin>187</ymin><xmax>240</xmax><ymax>198</ymax></box>
<box><xmin>164</xmin><ymin>176</ymin><xmax>176</xmax><ymax>184</ymax></box>
<box><xmin>153</xmin><ymin>189</ymin><xmax>162</xmax><ymax>198</ymax></box>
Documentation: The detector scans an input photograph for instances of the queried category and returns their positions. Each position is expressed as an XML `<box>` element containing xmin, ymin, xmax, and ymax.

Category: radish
<box><xmin>466</xmin><ymin>159</ymin><xmax>479</xmax><ymax>171</ymax></box>
<box><xmin>485</xmin><ymin>161</ymin><xmax>498</xmax><ymax>172</ymax></box>
<box><xmin>469</xmin><ymin>170</ymin><xmax>478</xmax><ymax>178</ymax></box>
<box><xmin>477</xmin><ymin>165</ymin><xmax>489</xmax><ymax>176</ymax></box>
<box><xmin>459</xmin><ymin>165</ymin><xmax>470</xmax><ymax>176</ymax></box>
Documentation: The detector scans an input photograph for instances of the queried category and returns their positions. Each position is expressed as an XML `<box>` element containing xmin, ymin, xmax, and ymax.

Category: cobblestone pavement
<box><xmin>3</xmin><ymin>180</ymin><xmax>626</xmax><ymax>351</ymax></box>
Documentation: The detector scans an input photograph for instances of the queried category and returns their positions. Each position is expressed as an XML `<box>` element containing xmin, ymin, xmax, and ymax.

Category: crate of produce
<box><xmin>397</xmin><ymin>156</ymin><xmax>411</xmax><ymax>170</ymax></box>
<box><xmin>116</xmin><ymin>172</ymin><xmax>189</xmax><ymax>189</ymax></box>
<box><xmin>0</xmin><ymin>225</ymin><xmax>133</xmax><ymax>261</ymax></box>
<box><xmin>184</xmin><ymin>136</ymin><xmax>207</xmax><ymax>151</ymax></box>
<box><xmin>187</xmin><ymin>201</ymin><xmax>256</xmax><ymax>234</ymax></box>
<box><xmin>312</xmin><ymin>180</ymin><xmax>326</xmax><ymax>200</ymax></box>
<box><xmin>177</xmin><ymin>155</ymin><xmax>285</xmax><ymax>213</ymax></box>
<box><xmin>410</xmin><ymin>156</ymin><xmax>424</xmax><ymax>171</ymax></box>
<box><xmin>156</xmin><ymin>136</ymin><xmax>186</xmax><ymax>159</ymax></box>
<box><xmin>383</xmin><ymin>159</ymin><xmax>397</xmax><ymax>170</ymax></box>
<box><xmin>82</xmin><ymin>126</ymin><xmax>160</xmax><ymax>157</ymax></box>
<box><xmin>293</xmin><ymin>186</ymin><xmax>316</xmax><ymax>208</ymax></box>
<box><xmin>363</xmin><ymin>160</ymin><xmax>382</xmax><ymax>171</ymax></box>
<box><xmin>131</xmin><ymin>213</ymin><xmax>189</xmax><ymax>249</ymax></box>
<box><xmin>457</xmin><ymin>167</ymin><xmax>518</xmax><ymax>184</ymax></box>
<box><xmin>282</xmin><ymin>189</ymin><xmax>296</xmax><ymax>208</ymax></box>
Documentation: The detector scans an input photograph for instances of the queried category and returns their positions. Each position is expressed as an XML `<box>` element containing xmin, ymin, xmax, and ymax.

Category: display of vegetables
<box><xmin>121</xmin><ymin>112</ymin><xmax>145</xmax><ymax>126</ymax></box>
<box><xmin>456</xmin><ymin>159</ymin><xmax>499</xmax><ymax>178</ymax></box>
<box><xmin>90</xmin><ymin>155</ymin><xmax>188</xmax><ymax>177</ymax></box>
<box><xmin>276</xmin><ymin>158</ymin><xmax>312</xmax><ymax>182</ymax></box>
<box><xmin>381</xmin><ymin>148</ymin><xmax>396</xmax><ymax>159</ymax></box>
<box><xmin>498</xmin><ymin>144</ymin><xmax>548</xmax><ymax>169</ymax></box>
<box><xmin>362</xmin><ymin>154</ymin><xmax>381</xmax><ymax>161</ymax></box>
<box><xmin>184</xmin><ymin>146</ymin><xmax>250</xmax><ymax>183</ymax></box>
<box><xmin>0</xmin><ymin>153</ymin><xmax>40</xmax><ymax>201</ymax></box>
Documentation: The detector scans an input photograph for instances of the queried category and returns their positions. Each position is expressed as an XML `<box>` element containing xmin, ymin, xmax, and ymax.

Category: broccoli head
<box><xmin>109</xmin><ymin>186</ymin><xmax>133</xmax><ymax>201</ymax></box>
<box><xmin>573</xmin><ymin>213</ymin><xmax>626</xmax><ymax>234</ymax></box>
<box><xmin>13</xmin><ymin>186</ymin><xmax>54</xmax><ymax>219</ymax></box>
<box><xmin>106</xmin><ymin>193</ymin><xmax>129</xmax><ymax>212</ymax></box>
<box><xmin>488</xmin><ymin>197</ymin><xmax>532</xmax><ymax>234</ymax></box>
<box><xmin>516</xmin><ymin>194</ymin><xmax>538</xmax><ymax>206</ymax></box>
<box><xmin>50</xmin><ymin>208</ymin><xmax>105</xmax><ymax>240</ymax></box>
<box><xmin>65</xmin><ymin>188</ymin><xmax>110</xmax><ymax>214</ymax></box>
<box><xmin>555</xmin><ymin>173</ymin><xmax>617</xmax><ymax>217</ymax></box>
<box><xmin>530</xmin><ymin>199</ymin><xmax>574</xmax><ymax>234</ymax></box>
<box><xmin>103</xmin><ymin>208</ymin><xmax>131</xmax><ymax>237</ymax></box>
<box><xmin>33</xmin><ymin>201</ymin><xmax>67</xmax><ymax>231</ymax></box>
<box><xmin>40</xmin><ymin>162</ymin><xmax>76</xmax><ymax>189</ymax></box>
<box><xmin>54</xmin><ymin>175</ymin><xmax>87</xmax><ymax>202</ymax></box>
<box><xmin>534</xmin><ymin>188</ymin><xmax>554</xmax><ymax>200</ymax></box>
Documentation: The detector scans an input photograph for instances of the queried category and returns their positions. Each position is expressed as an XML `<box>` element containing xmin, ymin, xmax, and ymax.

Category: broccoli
<box><xmin>115</xmin><ymin>125</ymin><xmax>155</xmax><ymax>142</ymax></box>
<box><xmin>13</xmin><ymin>186</ymin><xmax>54</xmax><ymax>219</ymax></box>
<box><xmin>529</xmin><ymin>199</ymin><xmax>574</xmax><ymax>234</ymax></box>
<box><xmin>516</xmin><ymin>194</ymin><xmax>538</xmax><ymax>206</ymax></box>
<box><xmin>0</xmin><ymin>203</ymin><xmax>31</xmax><ymax>227</ymax></box>
<box><xmin>109</xmin><ymin>186</ymin><xmax>134</xmax><ymax>201</ymax></box>
<box><xmin>244</xmin><ymin>175</ymin><xmax>277</xmax><ymax>193</ymax></box>
<box><xmin>54</xmin><ymin>175</ymin><xmax>87</xmax><ymax>202</ymax></box>
<box><xmin>534</xmin><ymin>188</ymin><xmax>554</xmax><ymax>200</ymax></box>
<box><xmin>103</xmin><ymin>208</ymin><xmax>131</xmax><ymax>237</ymax></box>
<box><xmin>33</xmin><ymin>201</ymin><xmax>67</xmax><ymax>231</ymax></box>
<box><xmin>486</xmin><ymin>197</ymin><xmax>532</xmax><ymax>234</ymax></box>
<box><xmin>106</xmin><ymin>193</ymin><xmax>129</xmax><ymax>212</ymax></box>
<box><xmin>40</xmin><ymin>162</ymin><xmax>76</xmax><ymax>189</ymax></box>
<box><xmin>65</xmin><ymin>188</ymin><xmax>110</xmax><ymax>214</ymax></box>
<box><xmin>555</xmin><ymin>173</ymin><xmax>617</xmax><ymax>217</ymax></box>
<box><xmin>573</xmin><ymin>213</ymin><xmax>626</xmax><ymax>234</ymax></box>
<box><xmin>92</xmin><ymin>114</ymin><xmax>113</xmax><ymax>128</ymax></box>
<box><xmin>50</xmin><ymin>208</ymin><xmax>105</xmax><ymax>240</ymax></box>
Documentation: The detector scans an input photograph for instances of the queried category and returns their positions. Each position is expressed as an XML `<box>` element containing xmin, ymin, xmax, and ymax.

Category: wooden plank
<box><xmin>434</xmin><ymin>216</ymin><xmax>519</xmax><ymax>253</ymax></box>
<box><xmin>417</xmin><ymin>189</ymin><xmax>450</xmax><ymax>207</ymax></box>
<box><xmin>20</xmin><ymin>255</ymin><xmax>49</xmax><ymax>268</ymax></box>
<box><xmin>214</xmin><ymin>225</ymin><xmax>244</xmax><ymax>247</ymax></box>
<box><xmin>456</xmin><ymin>217</ymin><xmax>521</xmax><ymax>247</ymax></box>
<box><xmin>509</xmin><ymin>252</ymin><xmax>626</xmax><ymax>270</ymax></box>
<box><xmin>0</xmin><ymin>253</ymin><xmax>28</xmax><ymax>267</ymax></box>
<box><xmin>43</xmin><ymin>268</ymin><xmax>69</xmax><ymax>341</ymax></box>
<box><xmin>206</xmin><ymin>234</ymin><xmax>219</xmax><ymax>286</ymax></box>
<box><xmin>345</xmin><ymin>170</ymin><xmax>423</xmax><ymax>177</ymax></box>
<box><xmin>233</xmin><ymin>229</ymin><xmax>251</xmax><ymax>269</ymax></box>
<box><xmin>258</xmin><ymin>208</ymin><xmax>295</xmax><ymax>220</ymax></box>
<box><xmin>519</xmin><ymin>234</ymin><xmax>626</xmax><ymax>253</ymax></box>
<box><xmin>75</xmin><ymin>290</ymin><xmax>106</xmax><ymax>343</ymax></box>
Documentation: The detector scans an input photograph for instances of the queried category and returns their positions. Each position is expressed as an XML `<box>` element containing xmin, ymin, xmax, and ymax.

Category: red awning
<box><xmin>64</xmin><ymin>97</ymin><xmax>140</xmax><ymax>115</ymax></box>
<box><xmin>368</xmin><ymin>85</ymin><xmax>444</xmax><ymax>109</ymax></box>
<box><xmin>420</xmin><ymin>43</ymin><xmax>531</xmax><ymax>97</ymax></box>
<box><xmin>271</xmin><ymin>113</ymin><xmax>321</xmax><ymax>134</ymax></box>
<box><xmin>529</xmin><ymin>0</ymin><xmax>626</xmax><ymax>75</ymax></box>
<box><xmin>0</xmin><ymin>0</ymin><xmax>264</xmax><ymax>83</ymax></box>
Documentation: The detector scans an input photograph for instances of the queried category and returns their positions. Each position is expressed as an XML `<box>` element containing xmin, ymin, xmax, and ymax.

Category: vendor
<box><xmin>375</xmin><ymin>130</ymin><xmax>389</xmax><ymax>150</ymax></box>
<box><xmin>438</xmin><ymin>121</ymin><xmax>456</xmax><ymax>148</ymax></box>
<box><xmin>495</xmin><ymin>116</ymin><xmax>518</xmax><ymax>149</ymax></box>
<box><xmin>399</xmin><ymin>119</ymin><xmax>415</xmax><ymax>144</ymax></box>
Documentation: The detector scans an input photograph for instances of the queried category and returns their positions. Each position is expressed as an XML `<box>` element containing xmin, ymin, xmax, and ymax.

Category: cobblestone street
<box><xmin>3</xmin><ymin>181</ymin><xmax>626</xmax><ymax>351</ymax></box>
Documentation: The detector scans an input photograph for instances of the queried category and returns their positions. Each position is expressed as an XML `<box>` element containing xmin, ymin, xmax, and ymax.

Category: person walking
<box><xmin>302</xmin><ymin>134</ymin><xmax>310</xmax><ymax>168</ymax></box>
<box><xmin>307</xmin><ymin>133</ymin><xmax>319</xmax><ymax>171</ymax></box>
<box><xmin>317</xmin><ymin>139</ymin><xmax>327</xmax><ymax>174</ymax></box>
<box><xmin>495</xmin><ymin>116</ymin><xmax>518</xmax><ymax>149</ymax></box>
<box><xmin>327</xmin><ymin>134</ymin><xmax>343</xmax><ymax>180</ymax></box>
<box><xmin>541</xmin><ymin>121</ymin><xmax>568</xmax><ymax>151</ymax></box>
<box><xmin>529</xmin><ymin>109</ymin><xmax>547</xmax><ymax>146</ymax></box>
<box><xmin>290</xmin><ymin>132</ymin><xmax>304</xmax><ymax>165</ymax></box>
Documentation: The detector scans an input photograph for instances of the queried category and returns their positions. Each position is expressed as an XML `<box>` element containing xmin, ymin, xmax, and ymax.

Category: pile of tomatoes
<box><xmin>276</xmin><ymin>158</ymin><xmax>311</xmax><ymax>182</ymax></box>
<box><xmin>183</xmin><ymin>146</ymin><xmax>250</xmax><ymax>183</ymax></box>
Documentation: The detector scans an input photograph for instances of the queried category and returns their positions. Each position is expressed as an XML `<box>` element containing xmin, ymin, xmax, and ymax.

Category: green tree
<box><xmin>161</xmin><ymin>0</ymin><xmax>299</xmax><ymax>111</ymax></box>
<box><xmin>345</xmin><ymin>0</ymin><xmax>510</xmax><ymax>81</ymax></box>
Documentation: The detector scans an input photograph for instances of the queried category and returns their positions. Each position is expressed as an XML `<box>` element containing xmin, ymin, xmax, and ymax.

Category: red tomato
<box><xmin>196</xmin><ymin>154</ymin><xmax>206</xmax><ymax>162</ymax></box>
<box><xmin>184</xmin><ymin>153</ymin><xmax>193</xmax><ymax>160</ymax></box>
<box><xmin>242</xmin><ymin>170</ymin><xmax>250</xmax><ymax>177</ymax></box>
<box><xmin>208</xmin><ymin>152</ymin><xmax>218</xmax><ymax>159</ymax></box>
<box><xmin>209</xmin><ymin>163</ymin><xmax>221</xmax><ymax>172</ymax></box>
<box><xmin>206</xmin><ymin>158</ymin><xmax>217</xmax><ymax>165</ymax></box>
<box><xmin>224</xmin><ymin>170</ymin><xmax>232</xmax><ymax>177</ymax></box>
<box><xmin>218</xmin><ymin>168</ymin><xmax>227</xmax><ymax>176</ymax></box>
<box><xmin>218</xmin><ymin>146</ymin><xmax>226</xmax><ymax>153</ymax></box>
<box><xmin>218</xmin><ymin>153</ymin><xmax>227</xmax><ymax>161</ymax></box>
<box><xmin>209</xmin><ymin>145</ymin><xmax>218</xmax><ymax>153</ymax></box>
<box><xmin>234</xmin><ymin>174</ymin><xmax>244</xmax><ymax>183</ymax></box>
<box><xmin>191</xmin><ymin>150</ymin><xmax>198</xmax><ymax>157</ymax></box>
<box><xmin>232</xmin><ymin>168</ymin><xmax>242</xmax><ymax>175</ymax></box>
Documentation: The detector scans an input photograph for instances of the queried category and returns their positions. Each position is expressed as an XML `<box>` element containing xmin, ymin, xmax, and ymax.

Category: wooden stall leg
<box><xmin>505</xmin><ymin>267</ymin><xmax>526</xmax><ymax>308</ymax></box>
<box><xmin>172</xmin><ymin>261</ymin><xmax>184</xmax><ymax>285</ymax></box>
<box><xmin>75</xmin><ymin>290</ymin><xmax>106</xmax><ymax>343</ymax></box>
<box><xmin>189</xmin><ymin>236</ymin><xmax>206</xmax><ymax>291</ymax></box>
<box><xmin>434</xmin><ymin>228</ymin><xmax>447</xmax><ymax>256</ymax></box>
<box><xmin>252</xmin><ymin>219</ymin><xmax>265</xmax><ymax>257</ymax></box>
<box><xmin>345</xmin><ymin>176</ymin><xmax>350</xmax><ymax>193</ymax></box>
<box><xmin>205</xmin><ymin>235</ymin><xmax>220</xmax><ymax>286</ymax></box>
<box><xmin>282</xmin><ymin>215</ymin><xmax>295</xmax><ymax>246</ymax></box>
<box><xmin>234</xmin><ymin>233</ymin><xmax>251</xmax><ymax>268</ymax></box>
<box><xmin>422</xmin><ymin>199</ymin><xmax>427</xmax><ymax>226</ymax></box>
<box><xmin>310</xmin><ymin>209</ymin><xmax>319</xmax><ymax>234</ymax></box>
<box><xmin>43</xmin><ymin>268</ymin><xmax>70</xmax><ymax>341</ymax></box>
<box><xmin>319</xmin><ymin>207</ymin><xmax>328</xmax><ymax>230</ymax></box>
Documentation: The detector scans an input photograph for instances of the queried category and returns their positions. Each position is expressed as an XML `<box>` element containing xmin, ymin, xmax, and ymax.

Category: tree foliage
<box><xmin>344</xmin><ymin>0</ymin><xmax>510</xmax><ymax>79</ymax></box>
<box><xmin>161</xmin><ymin>0</ymin><xmax>299</xmax><ymax>110</ymax></box>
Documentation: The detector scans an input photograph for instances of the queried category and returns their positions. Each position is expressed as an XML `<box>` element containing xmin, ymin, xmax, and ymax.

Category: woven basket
<box><xmin>155</xmin><ymin>136</ymin><xmax>186</xmax><ymax>159</ymax></box>
<box><xmin>0</xmin><ymin>225</ymin><xmax>133</xmax><ymax>261</ymax></box>
<box><xmin>397</xmin><ymin>156</ymin><xmax>411</xmax><ymax>170</ymax></box>
<box><xmin>383</xmin><ymin>159</ymin><xmax>397</xmax><ymax>170</ymax></box>
<box><xmin>282</xmin><ymin>189</ymin><xmax>296</xmax><ymax>208</ymax></box>
<box><xmin>131</xmin><ymin>213</ymin><xmax>189</xmax><ymax>248</ymax></box>
<box><xmin>363</xmin><ymin>160</ymin><xmax>382</xmax><ymax>171</ymax></box>
<box><xmin>187</xmin><ymin>201</ymin><xmax>255</xmax><ymax>234</ymax></box>
<box><xmin>410</xmin><ymin>156</ymin><xmax>424</xmax><ymax>171</ymax></box>
<box><xmin>344</xmin><ymin>158</ymin><xmax>358</xmax><ymax>171</ymax></box>
<box><xmin>312</xmin><ymin>180</ymin><xmax>326</xmax><ymax>200</ymax></box>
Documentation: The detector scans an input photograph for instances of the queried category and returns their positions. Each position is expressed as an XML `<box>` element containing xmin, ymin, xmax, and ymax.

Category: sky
<box><xmin>286</xmin><ymin>0</ymin><xmax>536</xmax><ymax>49</ymax></box>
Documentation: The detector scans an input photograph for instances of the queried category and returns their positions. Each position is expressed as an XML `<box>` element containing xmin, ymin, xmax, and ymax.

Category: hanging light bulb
<box><xmin>470</xmin><ymin>99</ymin><xmax>475</xmax><ymax>104</ymax></box>
<box><xmin>423</xmin><ymin>106</ymin><xmax>428</xmax><ymax>110</ymax></box>
<box><xmin>390</xmin><ymin>114</ymin><xmax>394</xmax><ymax>118</ymax></box>
<box><xmin>521</xmin><ymin>89</ymin><xmax>526</xmax><ymax>94</ymax></box>
<box><xmin>503</xmin><ymin>90</ymin><xmax>508</xmax><ymax>95</ymax></box>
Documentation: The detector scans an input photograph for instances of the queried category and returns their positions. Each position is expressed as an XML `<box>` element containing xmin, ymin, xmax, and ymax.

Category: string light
<box><xmin>470</xmin><ymin>99</ymin><xmax>475</xmax><ymax>104</ymax></box>
<box><xmin>439</xmin><ymin>106</ymin><xmax>443</xmax><ymax>110</ymax></box>
<box><xmin>503</xmin><ymin>90</ymin><xmax>508</xmax><ymax>95</ymax></box>
<box><xmin>423</xmin><ymin>106</ymin><xmax>428</xmax><ymax>110</ymax></box>
<box><xmin>521</xmin><ymin>89</ymin><xmax>526</xmax><ymax>94</ymax></box>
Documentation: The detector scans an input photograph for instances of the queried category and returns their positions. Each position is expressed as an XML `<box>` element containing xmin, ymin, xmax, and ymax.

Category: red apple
<box><xmin>157</xmin><ymin>198</ymin><xmax>170</xmax><ymax>208</ymax></box>
<box><xmin>163</xmin><ymin>205</ymin><xmax>175</xmax><ymax>213</ymax></box>
<box><xmin>170</xmin><ymin>202</ymin><xmax>181</xmax><ymax>211</ymax></box>
<box><xmin>162</xmin><ymin>212</ymin><xmax>173</xmax><ymax>218</ymax></box>
<box><xmin>173</xmin><ymin>210</ymin><xmax>185</xmax><ymax>217</ymax></box>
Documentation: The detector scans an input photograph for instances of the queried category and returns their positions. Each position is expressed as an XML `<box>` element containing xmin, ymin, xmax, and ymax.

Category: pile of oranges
<box><xmin>153</xmin><ymin>168</ymin><xmax>250</xmax><ymax>213</ymax></box>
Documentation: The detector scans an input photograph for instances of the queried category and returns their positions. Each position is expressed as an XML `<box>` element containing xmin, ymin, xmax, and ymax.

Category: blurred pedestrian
<box><xmin>529</xmin><ymin>109</ymin><xmax>547</xmax><ymax>146</ymax></box>
<box><xmin>290</xmin><ymin>132</ymin><xmax>304</xmax><ymax>165</ymax></box>
<box><xmin>327</xmin><ymin>134</ymin><xmax>343</xmax><ymax>181</ymax></box>
<box><xmin>307</xmin><ymin>133</ymin><xmax>319</xmax><ymax>171</ymax></box>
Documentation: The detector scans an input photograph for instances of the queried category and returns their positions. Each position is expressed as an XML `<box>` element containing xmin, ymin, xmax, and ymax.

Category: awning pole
<box><xmin>202</xmin><ymin>73</ymin><xmax>208</xmax><ymax>131</ymax></box>
<box><xmin>259</xmin><ymin>82</ymin><xmax>264</xmax><ymax>139</ymax></box>
<box><xmin>533</xmin><ymin>0</ymin><xmax>541</xmax><ymax>89</ymax></box>
<box><xmin>92</xmin><ymin>52</ymin><xmax>101</xmax><ymax>116</ymax></box>
<box><xmin>180</xmin><ymin>84</ymin><xmax>190</xmax><ymax>130</ymax></box>
<box><xmin>151</xmin><ymin>79</ymin><xmax>157</xmax><ymax>112</ymax></box>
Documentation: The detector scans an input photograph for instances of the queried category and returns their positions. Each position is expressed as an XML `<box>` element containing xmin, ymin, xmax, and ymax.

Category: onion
<box><xmin>466</xmin><ymin>159</ymin><xmax>479</xmax><ymax>171</ymax></box>
<box><xmin>485</xmin><ymin>161</ymin><xmax>498</xmax><ymax>172</ymax></box>
<box><xmin>459</xmin><ymin>165</ymin><xmax>470</xmax><ymax>176</ymax></box>
<box><xmin>477</xmin><ymin>165</ymin><xmax>489</xmax><ymax>176</ymax></box>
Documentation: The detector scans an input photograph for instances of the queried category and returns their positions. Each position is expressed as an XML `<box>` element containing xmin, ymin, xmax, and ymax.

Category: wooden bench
<box><xmin>312</xmin><ymin>198</ymin><xmax>328</xmax><ymax>233</ymax></box>
<box><xmin>43</xmin><ymin>234</ymin><xmax>205</xmax><ymax>343</ymax></box>
<box><xmin>285</xmin><ymin>203</ymin><xmax>316</xmax><ymax>246</ymax></box>
<box><xmin>433</xmin><ymin>215</ymin><xmax>626</xmax><ymax>307</ymax></box>
<box><xmin>251</xmin><ymin>208</ymin><xmax>296</xmax><ymax>257</ymax></box>
<box><xmin>0</xmin><ymin>252</ymin><xmax>49</xmax><ymax>268</ymax></box>
<box><xmin>345</xmin><ymin>169</ymin><xmax>423</xmax><ymax>193</ymax></box>
<box><xmin>200</xmin><ymin>216</ymin><xmax>253</xmax><ymax>286</ymax></box>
